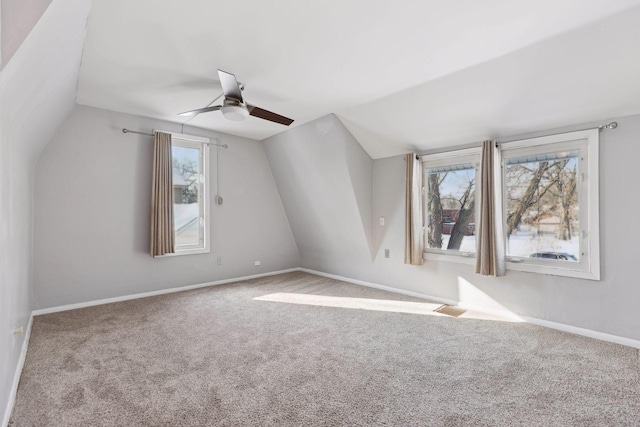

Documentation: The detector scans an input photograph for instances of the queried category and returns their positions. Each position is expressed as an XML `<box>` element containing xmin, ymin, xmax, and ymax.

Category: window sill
<box><xmin>423</xmin><ymin>252</ymin><xmax>477</xmax><ymax>266</ymax></box>
<box><xmin>421</xmin><ymin>253</ymin><xmax>600</xmax><ymax>280</ymax></box>
<box><xmin>155</xmin><ymin>247</ymin><xmax>210</xmax><ymax>257</ymax></box>
<box><xmin>505</xmin><ymin>261</ymin><xmax>600</xmax><ymax>281</ymax></box>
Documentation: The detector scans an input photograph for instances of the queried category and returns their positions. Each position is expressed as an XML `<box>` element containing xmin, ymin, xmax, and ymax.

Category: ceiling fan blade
<box><xmin>218</xmin><ymin>69</ymin><xmax>244</xmax><ymax>102</ymax></box>
<box><xmin>177</xmin><ymin>105</ymin><xmax>222</xmax><ymax>117</ymax></box>
<box><xmin>247</xmin><ymin>105</ymin><xmax>294</xmax><ymax>126</ymax></box>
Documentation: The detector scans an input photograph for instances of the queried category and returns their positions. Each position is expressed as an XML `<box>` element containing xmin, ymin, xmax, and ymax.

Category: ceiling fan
<box><xmin>178</xmin><ymin>69</ymin><xmax>294</xmax><ymax>126</ymax></box>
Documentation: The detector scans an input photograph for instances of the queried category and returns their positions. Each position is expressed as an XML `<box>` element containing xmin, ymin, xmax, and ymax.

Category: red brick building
<box><xmin>442</xmin><ymin>209</ymin><xmax>476</xmax><ymax>235</ymax></box>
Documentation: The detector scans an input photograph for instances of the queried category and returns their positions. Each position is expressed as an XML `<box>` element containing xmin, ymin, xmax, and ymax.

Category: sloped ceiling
<box><xmin>1</xmin><ymin>0</ymin><xmax>91</xmax><ymax>163</ymax></box>
<box><xmin>339</xmin><ymin>5</ymin><xmax>640</xmax><ymax>158</ymax></box>
<box><xmin>0</xmin><ymin>0</ymin><xmax>53</xmax><ymax>67</ymax></box>
<box><xmin>76</xmin><ymin>0</ymin><xmax>640</xmax><ymax>158</ymax></box>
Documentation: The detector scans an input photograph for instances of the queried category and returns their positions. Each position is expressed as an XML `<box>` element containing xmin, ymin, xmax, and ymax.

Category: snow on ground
<box><xmin>174</xmin><ymin>203</ymin><xmax>199</xmax><ymax>247</ymax></box>
<box><xmin>440</xmin><ymin>235</ymin><xmax>477</xmax><ymax>253</ymax></box>
<box><xmin>506</xmin><ymin>230</ymin><xmax>579</xmax><ymax>259</ymax></box>
<box><xmin>439</xmin><ymin>228</ymin><xmax>579</xmax><ymax>260</ymax></box>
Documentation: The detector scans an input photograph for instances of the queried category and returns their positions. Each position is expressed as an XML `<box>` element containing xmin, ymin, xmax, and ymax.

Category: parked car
<box><xmin>530</xmin><ymin>252</ymin><xmax>578</xmax><ymax>261</ymax></box>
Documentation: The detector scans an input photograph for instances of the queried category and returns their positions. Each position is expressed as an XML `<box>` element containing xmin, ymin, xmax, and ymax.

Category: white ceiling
<box><xmin>77</xmin><ymin>0</ymin><xmax>640</xmax><ymax>158</ymax></box>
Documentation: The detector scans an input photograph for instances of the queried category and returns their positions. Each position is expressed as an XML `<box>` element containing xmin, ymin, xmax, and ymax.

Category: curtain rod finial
<box><xmin>598</xmin><ymin>121</ymin><xmax>618</xmax><ymax>131</ymax></box>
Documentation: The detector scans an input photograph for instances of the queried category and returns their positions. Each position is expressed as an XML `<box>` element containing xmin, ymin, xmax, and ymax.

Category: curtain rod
<box><xmin>494</xmin><ymin>121</ymin><xmax>618</xmax><ymax>147</ymax></box>
<box><xmin>413</xmin><ymin>121</ymin><xmax>618</xmax><ymax>157</ymax></box>
<box><xmin>122</xmin><ymin>128</ymin><xmax>228</xmax><ymax>148</ymax></box>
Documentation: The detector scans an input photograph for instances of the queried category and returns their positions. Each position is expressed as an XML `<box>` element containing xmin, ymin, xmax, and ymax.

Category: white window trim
<box><xmin>161</xmin><ymin>132</ymin><xmax>212</xmax><ymax>257</ymax></box>
<box><xmin>499</xmin><ymin>129</ymin><xmax>600</xmax><ymax>280</ymax></box>
<box><xmin>421</xmin><ymin>147</ymin><xmax>482</xmax><ymax>264</ymax></box>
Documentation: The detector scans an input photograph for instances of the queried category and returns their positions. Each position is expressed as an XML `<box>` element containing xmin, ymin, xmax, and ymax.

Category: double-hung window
<box><xmin>422</xmin><ymin>148</ymin><xmax>481</xmax><ymax>262</ymax></box>
<box><xmin>171</xmin><ymin>133</ymin><xmax>210</xmax><ymax>255</ymax></box>
<box><xmin>500</xmin><ymin>129</ymin><xmax>599</xmax><ymax>279</ymax></box>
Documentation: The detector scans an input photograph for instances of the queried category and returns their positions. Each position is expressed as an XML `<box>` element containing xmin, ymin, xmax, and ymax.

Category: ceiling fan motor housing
<box><xmin>221</xmin><ymin>98</ymin><xmax>249</xmax><ymax>121</ymax></box>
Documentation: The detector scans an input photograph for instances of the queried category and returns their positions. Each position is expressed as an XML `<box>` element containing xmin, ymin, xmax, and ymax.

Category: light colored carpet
<box><xmin>10</xmin><ymin>271</ymin><xmax>640</xmax><ymax>426</ymax></box>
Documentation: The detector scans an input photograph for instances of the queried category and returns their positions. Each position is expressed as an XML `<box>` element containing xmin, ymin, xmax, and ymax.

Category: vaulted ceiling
<box><xmin>77</xmin><ymin>0</ymin><xmax>640</xmax><ymax>158</ymax></box>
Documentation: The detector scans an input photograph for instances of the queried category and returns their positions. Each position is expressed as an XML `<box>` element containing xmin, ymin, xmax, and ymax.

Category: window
<box><xmin>422</xmin><ymin>148</ymin><xmax>481</xmax><ymax>262</ymax></box>
<box><xmin>500</xmin><ymin>129</ymin><xmax>599</xmax><ymax>279</ymax></box>
<box><xmin>419</xmin><ymin>129</ymin><xmax>600</xmax><ymax>280</ymax></box>
<box><xmin>171</xmin><ymin>134</ymin><xmax>210</xmax><ymax>255</ymax></box>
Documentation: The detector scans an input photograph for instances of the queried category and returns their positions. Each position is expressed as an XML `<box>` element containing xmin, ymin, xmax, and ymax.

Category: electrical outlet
<box><xmin>384</xmin><ymin>249</ymin><xmax>390</xmax><ymax>258</ymax></box>
<box><xmin>254</xmin><ymin>261</ymin><xmax>261</xmax><ymax>266</ymax></box>
<box><xmin>379</xmin><ymin>216</ymin><xmax>385</xmax><ymax>226</ymax></box>
<box><xmin>217</xmin><ymin>256</ymin><xmax>223</xmax><ymax>265</ymax></box>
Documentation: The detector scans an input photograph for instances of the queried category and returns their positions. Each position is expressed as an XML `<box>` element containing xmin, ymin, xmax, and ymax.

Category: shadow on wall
<box><xmin>132</xmin><ymin>125</ymin><xmax>154</xmax><ymax>254</ymax></box>
<box><xmin>338</xmin><ymin>117</ymin><xmax>376</xmax><ymax>261</ymax></box>
<box><xmin>371</xmin><ymin>155</ymin><xmax>405</xmax><ymax>263</ymax></box>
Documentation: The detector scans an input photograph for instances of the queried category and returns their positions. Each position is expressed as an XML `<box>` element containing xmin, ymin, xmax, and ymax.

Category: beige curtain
<box><xmin>405</xmin><ymin>153</ymin><xmax>424</xmax><ymax>265</ymax></box>
<box><xmin>150</xmin><ymin>131</ymin><xmax>175</xmax><ymax>257</ymax></box>
<box><xmin>475</xmin><ymin>140</ymin><xmax>505</xmax><ymax>276</ymax></box>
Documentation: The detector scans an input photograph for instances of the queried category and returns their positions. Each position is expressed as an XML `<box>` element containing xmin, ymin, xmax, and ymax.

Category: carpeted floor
<box><xmin>10</xmin><ymin>272</ymin><xmax>640</xmax><ymax>426</ymax></box>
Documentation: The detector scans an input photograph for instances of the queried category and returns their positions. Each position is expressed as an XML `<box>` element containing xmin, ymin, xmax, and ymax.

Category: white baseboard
<box><xmin>298</xmin><ymin>268</ymin><xmax>459</xmax><ymax>306</ymax></box>
<box><xmin>3</xmin><ymin>314</ymin><xmax>33</xmax><ymax>427</ymax></box>
<box><xmin>299</xmin><ymin>268</ymin><xmax>640</xmax><ymax>349</ymax></box>
<box><xmin>32</xmin><ymin>268</ymin><xmax>299</xmax><ymax>316</ymax></box>
<box><xmin>519</xmin><ymin>316</ymin><xmax>640</xmax><ymax>349</ymax></box>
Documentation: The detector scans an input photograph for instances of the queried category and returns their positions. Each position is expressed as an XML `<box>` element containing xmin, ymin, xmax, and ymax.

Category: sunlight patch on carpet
<box><xmin>255</xmin><ymin>293</ymin><xmax>523</xmax><ymax>321</ymax></box>
<box><xmin>255</xmin><ymin>293</ymin><xmax>446</xmax><ymax>315</ymax></box>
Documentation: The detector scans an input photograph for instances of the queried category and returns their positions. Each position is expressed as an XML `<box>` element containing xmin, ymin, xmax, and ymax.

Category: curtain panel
<box><xmin>405</xmin><ymin>153</ymin><xmax>424</xmax><ymax>265</ymax></box>
<box><xmin>475</xmin><ymin>140</ymin><xmax>505</xmax><ymax>276</ymax></box>
<box><xmin>150</xmin><ymin>131</ymin><xmax>175</xmax><ymax>257</ymax></box>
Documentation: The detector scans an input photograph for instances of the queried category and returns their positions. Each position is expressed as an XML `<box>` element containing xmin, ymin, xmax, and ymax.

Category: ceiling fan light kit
<box><xmin>221</xmin><ymin>103</ymin><xmax>249</xmax><ymax>121</ymax></box>
<box><xmin>179</xmin><ymin>70</ymin><xmax>294</xmax><ymax>126</ymax></box>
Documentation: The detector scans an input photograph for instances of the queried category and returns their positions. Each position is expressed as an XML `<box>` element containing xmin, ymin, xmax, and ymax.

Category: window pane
<box><xmin>504</xmin><ymin>150</ymin><xmax>579</xmax><ymax>262</ymax></box>
<box><xmin>172</xmin><ymin>145</ymin><xmax>200</xmax><ymax>248</ymax></box>
<box><xmin>426</xmin><ymin>164</ymin><xmax>476</xmax><ymax>252</ymax></box>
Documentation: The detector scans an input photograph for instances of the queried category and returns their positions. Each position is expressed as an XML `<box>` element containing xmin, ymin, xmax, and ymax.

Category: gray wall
<box><xmin>263</xmin><ymin>114</ymin><xmax>375</xmax><ymax>270</ymax></box>
<box><xmin>33</xmin><ymin>105</ymin><xmax>300</xmax><ymax>308</ymax></box>
<box><xmin>0</xmin><ymin>0</ymin><xmax>91</xmax><ymax>423</ymax></box>
<box><xmin>264</xmin><ymin>113</ymin><xmax>640</xmax><ymax>341</ymax></box>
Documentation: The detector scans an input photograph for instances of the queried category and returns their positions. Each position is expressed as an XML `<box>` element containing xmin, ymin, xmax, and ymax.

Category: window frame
<box><xmin>499</xmin><ymin>129</ymin><xmax>600</xmax><ymax>280</ymax></box>
<box><xmin>421</xmin><ymin>147</ymin><xmax>482</xmax><ymax>265</ymax></box>
<box><xmin>165</xmin><ymin>132</ymin><xmax>211</xmax><ymax>257</ymax></box>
